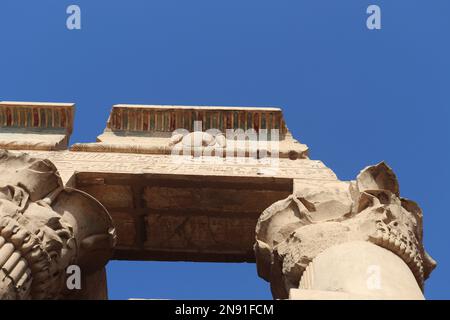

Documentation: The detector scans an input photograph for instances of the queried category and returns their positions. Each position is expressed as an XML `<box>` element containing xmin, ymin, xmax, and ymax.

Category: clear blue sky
<box><xmin>1</xmin><ymin>0</ymin><xmax>449</xmax><ymax>299</ymax></box>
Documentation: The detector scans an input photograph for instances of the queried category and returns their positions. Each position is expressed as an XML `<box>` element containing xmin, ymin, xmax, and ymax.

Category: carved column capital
<box><xmin>255</xmin><ymin>162</ymin><xmax>436</xmax><ymax>299</ymax></box>
<box><xmin>0</xmin><ymin>150</ymin><xmax>116</xmax><ymax>299</ymax></box>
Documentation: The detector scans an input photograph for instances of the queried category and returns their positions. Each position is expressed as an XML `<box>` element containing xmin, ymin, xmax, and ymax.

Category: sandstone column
<box><xmin>255</xmin><ymin>162</ymin><xmax>436</xmax><ymax>300</ymax></box>
<box><xmin>0</xmin><ymin>150</ymin><xmax>116</xmax><ymax>299</ymax></box>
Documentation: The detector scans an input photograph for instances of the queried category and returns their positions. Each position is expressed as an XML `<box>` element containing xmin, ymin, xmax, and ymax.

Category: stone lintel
<box><xmin>70</xmin><ymin>104</ymin><xmax>309</xmax><ymax>159</ymax></box>
<box><xmin>4</xmin><ymin>148</ymin><xmax>337</xmax><ymax>263</ymax></box>
<box><xmin>0</xmin><ymin>101</ymin><xmax>75</xmax><ymax>151</ymax></box>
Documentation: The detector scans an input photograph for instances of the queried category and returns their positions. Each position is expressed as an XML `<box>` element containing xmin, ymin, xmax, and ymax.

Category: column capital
<box><xmin>0</xmin><ymin>150</ymin><xmax>116</xmax><ymax>299</ymax></box>
<box><xmin>255</xmin><ymin>162</ymin><xmax>436</xmax><ymax>299</ymax></box>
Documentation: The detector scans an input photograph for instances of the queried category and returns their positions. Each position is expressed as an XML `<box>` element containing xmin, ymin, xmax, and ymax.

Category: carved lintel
<box><xmin>70</xmin><ymin>104</ymin><xmax>309</xmax><ymax>159</ymax></box>
<box><xmin>0</xmin><ymin>101</ymin><xmax>74</xmax><ymax>151</ymax></box>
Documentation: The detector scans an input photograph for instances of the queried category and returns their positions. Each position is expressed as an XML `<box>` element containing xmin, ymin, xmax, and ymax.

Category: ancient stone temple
<box><xmin>0</xmin><ymin>101</ymin><xmax>436</xmax><ymax>299</ymax></box>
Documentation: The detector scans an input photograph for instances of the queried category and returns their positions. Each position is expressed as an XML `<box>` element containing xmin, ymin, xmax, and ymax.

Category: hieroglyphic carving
<box><xmin>11</xmin><ymin>150</ymin><xmax>337</xmax><ymax>182</ymax></box>
<box><xmin>69</xmin><ymin>104</ymin><xmax>309</xmax><ymax>158</ymax></box>
<box><xmin>0</xmin><ymin>101</ymin><xmax>437</xmax><ymax>300</ymax></box>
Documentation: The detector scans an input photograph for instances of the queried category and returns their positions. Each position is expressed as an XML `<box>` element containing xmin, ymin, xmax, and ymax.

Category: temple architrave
<box><xmin>0</xmin><ymin>101</ymin><xmax>435</xmax><ymax>299</ymax></box>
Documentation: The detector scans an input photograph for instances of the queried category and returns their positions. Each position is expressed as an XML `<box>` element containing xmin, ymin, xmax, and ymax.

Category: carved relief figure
<box><xmin>170</xmin><ymin>131</ymin><xmax>227</xmax><ymax>149</ymax></box>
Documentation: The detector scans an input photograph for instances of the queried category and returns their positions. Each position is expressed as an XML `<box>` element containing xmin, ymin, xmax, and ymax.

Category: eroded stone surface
<box><xmin>0</xmin><ymin>101</ymin><xmax>74</xmax><ymax>151</ymax></box>
<box><xmin>0</xmin><ymin>150</ymin><xmax>116</xmax><ymax>299</ymax></box>
<box><xmin>255</xmin><ymin>162</ymin><xmax>436</xmax><ymax>299</ymax></box>
<box><xmin>0</xmin><ymin>101</ymin><xmax>437</xmax><ymax>300</ymax></box>
<box><xmin>70</xmin><ymin>104</ymin><xmax>309</xmax><ymax>159</ymax></box>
